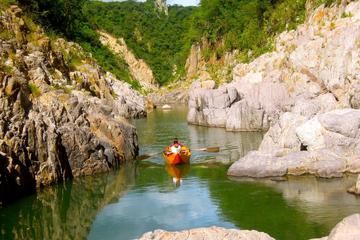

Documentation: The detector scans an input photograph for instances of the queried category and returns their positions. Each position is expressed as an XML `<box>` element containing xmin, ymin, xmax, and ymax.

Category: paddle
<box><xmin>192</xmin><ymin>147</ymin><xmax>220</xmax><ymax>153</ymax></box>
<box><xmin>136</xmin><ymin>146</ymin><xmax>220</xmax><ymax>161</ymax></box>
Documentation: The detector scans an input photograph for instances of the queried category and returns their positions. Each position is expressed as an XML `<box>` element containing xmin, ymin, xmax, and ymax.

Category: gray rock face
<box><xmin>0</xmin><ymin>6</ymin><xmax>145</xmax><ymax>205</ymax></box>
<box><xmin>228</xmin><ymin>1</ymin><xmax>360</xmax><ymax>177</ymax></box>
<box><xmin>229</xmin><ymin>109</ymin><xmax>360</xmax><ymax>178</ymax></box>
<box><xmin>139</xmin><ymin>226</ymin><xmax>275</xmax><ymax>240</ymax></box>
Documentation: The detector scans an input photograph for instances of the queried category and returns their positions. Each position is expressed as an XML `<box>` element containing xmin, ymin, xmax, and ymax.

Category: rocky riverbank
<box><xmin>139</xmin><ymin>214</ymin><xmax>360</xmax><ymax>240</ymax></box>
<box><xmin>186</xmin><ymin>0</ymin><xmax>360</xmax><ymax>178</ymax></box>
<box><xmin>0</xmin><ymin>6</ymin><xmax>146</xmax><ymax>205</ymax></box>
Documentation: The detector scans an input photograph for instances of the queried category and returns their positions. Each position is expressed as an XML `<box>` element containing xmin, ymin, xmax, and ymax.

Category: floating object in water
<box><xmin>163</xmin><ymin>146</ymin><xmax>191</xmax><ymax>165</ymax></box>
<box><xmin>162</xmin><ymin>104</ymin><xmax>172</xmax><ymax>110</ymax></box>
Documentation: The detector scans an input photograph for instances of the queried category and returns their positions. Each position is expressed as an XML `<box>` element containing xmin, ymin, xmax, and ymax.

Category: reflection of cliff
<box><xmin>188</xmin><ymin>125</ymin><xmax>263</xmax><ymax>163</ymax></box>
<box><xmin>193</xmin><ymin>166</ymin><xmax>328</xmax><ymax>240</ymax></box>
<box><xmin>258</xmin><ymin>175</ymin><xmax>360</xmax><ymax>228</ymax></box>
<box><xmin>0</xmin><ymin>164</ymin><xmax>136</xmax><ymax>240</ymax></box>
<box><xmin>216</xmin><ymin>174</ymin><xmax>360</xmax><ymax>240</ymax></box>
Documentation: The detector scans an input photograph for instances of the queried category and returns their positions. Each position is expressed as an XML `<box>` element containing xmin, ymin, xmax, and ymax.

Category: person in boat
<box><xmin>169</xmin><ymin>138</ymin><xmax>183</xmax><ymax>154</ymax></box>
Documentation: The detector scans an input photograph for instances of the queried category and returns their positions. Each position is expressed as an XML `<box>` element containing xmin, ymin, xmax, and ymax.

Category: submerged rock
<box><xmin>139</xmin><ymin>226</ymin><xmax>275</xmax><ymax>240</ymax></box>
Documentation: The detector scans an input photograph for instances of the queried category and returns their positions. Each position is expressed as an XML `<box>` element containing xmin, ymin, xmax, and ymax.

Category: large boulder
<box><xmin>139</xmin><ymin>226</ymin><xmax>275</xmax><ymax>240</ymax></box>
<box><xmin>228</xmin><ymin>109</ymin><xmax>360</xmax><ymax>178</ymax></box>
<box><xmin>311</xmin><ymin>214</ymin><xmax>360</xmax><ymax>240</ymax></box>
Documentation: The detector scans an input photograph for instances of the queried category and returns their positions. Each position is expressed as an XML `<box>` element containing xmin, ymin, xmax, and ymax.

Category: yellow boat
<box><xmin>163</xmin><ymin>146</ymin><xmax>191</xmax><ymax>165</ymax></box>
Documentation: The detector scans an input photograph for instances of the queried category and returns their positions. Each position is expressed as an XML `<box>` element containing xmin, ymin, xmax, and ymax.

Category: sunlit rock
<box><xmin>139</xmin><ymin>226</ymin><xmax>275</xmax><ymax>240</ymax></box>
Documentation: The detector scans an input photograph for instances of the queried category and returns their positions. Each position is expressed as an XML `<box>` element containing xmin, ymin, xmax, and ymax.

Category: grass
<box><xmin>341</xmin><ymin>11</ymin><xmax>353</xmax><ymax>18</ymax></box>
<box><xmin>28</xmin><ymin>83</ymin><xmax>41</xmax><ymax>97</ymax></box>
<box><xmin>0</xmin><ymin>29</ymin><xmax>13</xmax><ymax>41</ymax></box>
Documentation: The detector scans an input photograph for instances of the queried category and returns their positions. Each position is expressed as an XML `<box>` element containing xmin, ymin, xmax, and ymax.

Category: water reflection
<box><xmin>242</xmin><ymin>175</ymin><xmax>360</xmax><ymax>228</ymax></box>
<box><xmin>134</xmin><ymin>106</ymin><xmax>263</xmax><ymax>164</ymax></box>
<box><xmin>165</xmin><ymin>164</ymin><xmax>190</xmax><ymax>186</ymax></box>
<box><xmin>188</xmin><ymin>126</ymin><xmax>263</xmax><ymax>163</ymax></box>
<box><xmin>0</xmin><ymin>164</ymin><xmax>136</xmax><ymax>240</ymax></box>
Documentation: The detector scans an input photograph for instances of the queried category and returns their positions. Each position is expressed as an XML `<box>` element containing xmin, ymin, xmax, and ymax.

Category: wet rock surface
<box><xmin>0</xmin><ymin>6</ymin><xmax>145</xmax><ymax>205</ymax></box>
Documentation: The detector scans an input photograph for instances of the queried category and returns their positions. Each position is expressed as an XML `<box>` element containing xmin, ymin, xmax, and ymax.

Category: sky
<box><xmin>101</xmin><ymin>0</ymin><xmax>200</xmax><ymax>6</ymax></box>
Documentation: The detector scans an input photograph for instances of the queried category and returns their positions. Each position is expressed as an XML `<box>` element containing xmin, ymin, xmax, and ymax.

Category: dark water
<box><xmin>1</xmin><ymin>106</ymin><xmax>360</xmax><ymax>240</ymax></box>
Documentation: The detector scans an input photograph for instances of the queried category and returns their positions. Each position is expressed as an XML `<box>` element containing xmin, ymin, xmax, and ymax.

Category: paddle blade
<box><xmin>136</xmin><ymin>155</ymin><xmax>151</xmax><ymax>161</ymax></box>
<box><xmin>205</xmin><ymin>147</ymin><xmax>220</xmax><ymax>152</ymax></box>
<box><xmin>192</xmin><ymin>147</ymin><xmax>220</xmax><ymax>152</ymax></box>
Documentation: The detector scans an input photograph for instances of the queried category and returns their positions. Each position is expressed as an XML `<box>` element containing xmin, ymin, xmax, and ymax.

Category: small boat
<box><xmin>163</xmin><ymin>146</ymin><xmax>191</xmax><ymax>165</ymax></box>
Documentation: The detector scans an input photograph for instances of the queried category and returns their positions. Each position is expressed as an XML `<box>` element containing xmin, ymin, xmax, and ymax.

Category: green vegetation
<box><xmin>9</xmin><ymin>0</ymin><xmax>338</xmax><ymax>87</ymax></box>
<box><xmin>341</xmin><ymin>11</ymin><xmax>353</xmax><ymax>18</ymax></box>
<box><xmin>14</xmin><ymin>0</ymin><xmax>141</xmax><ymax>90</ymax></box>
<box><xmin>84</xmin><ymin>1</ymin><xmax>195</xmax><ymax>85</ymax></box>
<box><xmin>28</xmin><ymin>83</ymin><xmax>41</xmax><ymax>97</ymax></box>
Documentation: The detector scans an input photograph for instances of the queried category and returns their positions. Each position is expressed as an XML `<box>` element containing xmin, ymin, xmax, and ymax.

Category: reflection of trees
<box><xmin>191</xmin><ymin>164</ymin><xmax>327</xmax><ymax>240</ymax></box>
<box><xmin>0</xmin><ymin>163</ymin><xmax>136</xmax><ymax>240</ymax></box>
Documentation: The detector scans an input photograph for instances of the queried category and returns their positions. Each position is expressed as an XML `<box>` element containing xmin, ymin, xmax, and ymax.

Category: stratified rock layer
<box><xmin>0</xmin><ymin>6</ymin><xmax>146</xmax><ymax>205</ymax></box>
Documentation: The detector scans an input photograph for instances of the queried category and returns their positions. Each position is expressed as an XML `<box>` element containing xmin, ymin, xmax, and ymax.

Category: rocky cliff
<box><xmin>186</xmin><ymin>0</ymin><xmax>360</xmax><ymax>178</ymax></box>
<box><xmin>0</xmin><ymin>6</ymin><xmax>146</xmax><ymax>205</ymax></box>
<box><xmin>98</xmin><ymin>31</ymin><xmax>158</xmax><ymax>91</ymax></box>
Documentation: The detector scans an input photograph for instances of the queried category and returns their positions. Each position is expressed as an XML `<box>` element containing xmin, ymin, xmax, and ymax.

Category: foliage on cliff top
<box><xmin>8</xmin><ymin>0</ymin><xmax>339</xmax><ymax>87</ymax></box>
<box><xmin>188</xmin><ymin>0</ymin><xmax>338</xmax><ymax>62</ymax></box>
<box><xmin>83</xmin><ymin>1</ymin><xmax>195</xmax><ymax>85</ymax></box>
<box><xmin>9</xmin><ymin>0</ymin><xmax>141</xmax><ymax>90</ymax></box>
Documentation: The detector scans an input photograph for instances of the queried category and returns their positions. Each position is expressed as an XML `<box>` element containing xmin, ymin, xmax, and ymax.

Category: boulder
<box><xmin>139</xmin><ymin>226</ymin><xmax>275</xmax><ymax>240</ymax></box>
<box><xmin>311</xmin><ymin>214</ymin><xmax>360</xmax><ymax>240</ymax></box>
<box><xmin>347</xmin><ymin>175</ymin><xmax>360</xmax><ymax>195</ymax></box>
<box><xmin>162</xmin><ymin>104</ymin><xmax>172</xmax><ymax>110</ymax></box>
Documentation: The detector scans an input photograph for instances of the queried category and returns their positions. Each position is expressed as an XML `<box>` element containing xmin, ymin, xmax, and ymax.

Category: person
<box><xmin>169</xmin><ymin>138</ymin><xmax>183</xmax><ymax>154</ymax></box>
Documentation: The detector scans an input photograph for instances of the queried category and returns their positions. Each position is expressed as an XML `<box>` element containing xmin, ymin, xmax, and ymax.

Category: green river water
<box><xmin>1</xmin><ymin>107</ymin><xmax>360</xmax><ymax>240</ymax></box>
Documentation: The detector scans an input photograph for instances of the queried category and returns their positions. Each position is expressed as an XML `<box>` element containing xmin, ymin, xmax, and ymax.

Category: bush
<box><xmin>28</xmin><ymin>83</ymin><xmax>41</xmax><ymax>97</ymax></box>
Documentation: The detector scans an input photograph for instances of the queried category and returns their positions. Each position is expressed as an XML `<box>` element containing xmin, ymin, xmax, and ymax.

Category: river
<box><xmin>0</xmin><ymin>106</ymin><xmax>360</xmax><ymax>240</ymax></box>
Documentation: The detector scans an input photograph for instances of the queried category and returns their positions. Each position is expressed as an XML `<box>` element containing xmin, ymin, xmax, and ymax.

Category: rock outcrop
<box><xmin>211</xmin><ymin>1</ymin><xmax>360</xmax><ymax>177</ymax></box>
<box><xmin>139</xmin><ymin>226</ymin><xmax>275</xmax><ymax>240</ymax></box>
<box><xmin>311</xmin><ymin>214</ymin><xmax>360</xmax><ymax>240</ymax></box>
<box><xmin>98</xmin><ymin>31</ymin><xmax>158</xmax><ymax>91</ymax></box>
<box><xmin>139</xmin><ymin>214</ymin><xmax>360</xmax><ymax>240</ymax></box>
<box><xmin>348</xmin><ymin>174</ymin><xmax>360</xmax><ymax>195</ymax></box>
<box><xmin>0</xmin><ymin>6</ymin><xmax>146</xmax><ymax>205</ymax></box>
